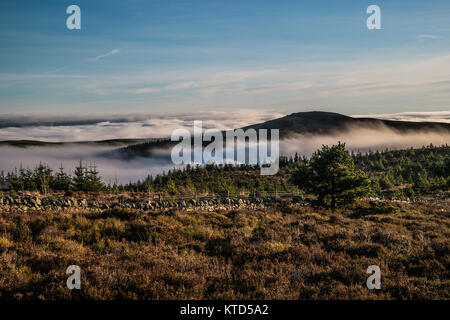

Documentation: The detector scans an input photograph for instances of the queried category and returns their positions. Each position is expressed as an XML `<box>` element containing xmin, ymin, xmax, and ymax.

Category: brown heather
<box><xmin>0</xmin><ymin>200</ymin><xmax>448</xmax><ymax>300</ymax></box>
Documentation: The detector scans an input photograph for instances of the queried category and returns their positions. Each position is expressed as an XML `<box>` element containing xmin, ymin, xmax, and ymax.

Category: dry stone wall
<box><xmin>0</xmin><ymin>195</ymin><xmax>304</xmax><ymax>212</ymax></box>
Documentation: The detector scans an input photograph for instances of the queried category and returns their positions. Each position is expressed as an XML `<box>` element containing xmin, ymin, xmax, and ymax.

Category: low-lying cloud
<box><xmin>352</xmin><ymin>110</ymin><xmax>450</xmax><ymax>123</ymax></box>
<box><xmin>0</xmin><ymin>144</ymin><xmax>180</xmax><ymax>184</ymax></box>
<box><xmin>0</xmin><ymin>110</ymin><xmax>283</xmax><ymax>142</ymax></box>
<box><xmin>280</xmin><ymin>124</ymin><xmax>450</xmax><ymax>157</ymax></box>
<box><xmin>0</xmin><ymin>110</ymin><xmax>448</xmax><ymax>142</ymax></box>
<box><xmin>0</xmin><ymin>111</ymin><xmax>448</xmax><ymax>183</ymax></box>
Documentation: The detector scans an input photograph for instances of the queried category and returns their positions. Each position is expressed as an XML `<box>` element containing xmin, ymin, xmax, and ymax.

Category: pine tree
<box><xmin>72</xmin><ymin>160</ymin><xmax>86</xmax><ymax>191</ymax></box>
<box><xmin>17</xmin><ymin>165</ymin><xmax>25</xmax><ymax>192</ymax></box>
<box><xmin>86</xmin><ymin>162</ymin><xmax>103</xmax><ymax>192</ymax></box>
<box><xmin>33</xmin><ymin>162</ymin><xmax>53</xmax><ymax>195</ymax></box>
<box><xmin>142</xmin><ymin>175</ymin><xmax>153</xmax><ymax>196</ymax></box>
<box><xmin>53</xmin><ymin>164</ymin><xmax>71</xmax><ymax>190</ymax></box>
<box><xmin>414</xmin><ymin>172</ymin><xmax>430</xmax><ymax>195</ymax></box>
<box><xmin>292</xmin><ymin>142</ymin><xmax>371</xmax><ymax>211</ymax></box>
<box><xmin>167</xmin><ymin>179</ymin><xmax>177</xmax><ymax>196</ymax></box>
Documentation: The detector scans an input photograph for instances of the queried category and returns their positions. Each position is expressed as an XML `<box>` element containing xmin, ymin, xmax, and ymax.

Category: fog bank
<box><xmin>280</xmin><ymin>124</ymin><xmax>450</xmax><ymax>156</ymax></box>
<box><xmin>0</xmin><ymin>123</ymin><xmax>448</xmax><ymax>183</ymax></box>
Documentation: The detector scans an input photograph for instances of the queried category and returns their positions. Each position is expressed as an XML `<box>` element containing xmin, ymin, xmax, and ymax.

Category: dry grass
<box><xmin>0</xmin><ymin>200</ymin><xmax>448</xmax><ymax>300</ymax></box>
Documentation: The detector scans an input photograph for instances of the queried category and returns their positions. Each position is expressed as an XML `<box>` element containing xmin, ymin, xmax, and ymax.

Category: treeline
<box><xmin>0</xmin><ymin>144</ymin><xmax>448</xmax><ymax>197</ymax></box>
<box><xmin>0</xmin><ymin>161</ymin><xmax>104</xmax><ymax>195</ymax></box>
<box><xmin>353</xmin><ymin>144</ymin><xmax>449</xmax><ymax>197</ymax></box>
<box><xmin>128</xmin><ymin>163</ymin><xmax>290</xmax><ymax>197</ymax></box>
<box><xmin>126</xmin><ymin>144</ymin><xmax>449</xmax><ymax>198</ymax></box>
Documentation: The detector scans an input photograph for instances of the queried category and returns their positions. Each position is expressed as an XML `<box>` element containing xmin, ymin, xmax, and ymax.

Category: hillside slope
<box><xmin>113</xmin><ymin>111</ymin><xmax>450</xmax><ymax>157</ymax></box>
<box><xmin>243</xmin><ymin>111</ymin><xmax>450</xmax><ymax>138</ymax></box>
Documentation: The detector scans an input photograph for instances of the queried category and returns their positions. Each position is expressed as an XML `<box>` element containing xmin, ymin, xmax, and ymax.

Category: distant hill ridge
<box><xmin>243</xmin><ymin>111</ymin><xmax>450</xmax><ymax>138</ymax></box>
<box><xmin>0</xmin><ymin>138</ymin><xmax>146</xmax><ymax>147</ymax></box>
<box><xmin>111</xmin><ymin>111</ymin><xmax>450</xmax><ymax>158</ymax></box>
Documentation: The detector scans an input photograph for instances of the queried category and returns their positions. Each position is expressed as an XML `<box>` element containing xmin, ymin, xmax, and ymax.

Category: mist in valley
<box><xmin>0</xmin><ymin>123</ymin><xmax>448</xmax><ymax>184</ymax></box>
<box><xmin>280</xmin><ymin>124</ymin><xmax>450</xmax><ymax>157</ymax></box>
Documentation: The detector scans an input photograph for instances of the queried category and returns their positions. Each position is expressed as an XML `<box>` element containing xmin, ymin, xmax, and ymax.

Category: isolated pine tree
<box><xmin>292</xmin><ymin>142</ymin><xmax>371</xmax><ymax>211</ymax></box>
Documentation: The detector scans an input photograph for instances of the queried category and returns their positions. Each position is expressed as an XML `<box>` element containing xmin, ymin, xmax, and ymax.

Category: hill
<box><xmin>243</xmin><ymin>111</ymin><xmax>450</xmax><ymax>138</ymax></box>
<box><xmin>112</xmin><ymin>111</ymin><xmax>450</xmax><ymax>158</ymax></box>
<box><xmin>1</xmin><ymin>111</ymin><xmax>448</xmax><ymax>157</ymax></box>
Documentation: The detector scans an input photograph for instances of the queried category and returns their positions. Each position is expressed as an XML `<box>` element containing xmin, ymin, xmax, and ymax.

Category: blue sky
<box><xmin>1</xmin><ymin>0</ymin><xmax>449</xmax><ymax>116</ymax></box>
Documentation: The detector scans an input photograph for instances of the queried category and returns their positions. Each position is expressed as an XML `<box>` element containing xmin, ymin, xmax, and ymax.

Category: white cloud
<box><xmin>0</xmin><ymin>110</ymin><xmax>284</xmax><ymax>142</ymax></box>
<box><xmin>281</xmin><ymin>124</ymin><xmax>450</xmax><ymax>157</ymax></box>
<box><xmin>1</xmin><ymin>110</ymin><xmax>448</xmax><ymax>143</ymax></box>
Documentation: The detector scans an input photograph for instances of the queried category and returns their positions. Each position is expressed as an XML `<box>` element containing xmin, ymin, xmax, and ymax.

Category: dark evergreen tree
<box><xmin>33</xmin><ymin>162</ymin><xmax>53</xmax><ymax>195</ymax></box>
<box><xmin>72</xmin><ymin>160</ymin><xmax>86</xmax><ymax>191</ymax></box>
<box><xmin>292</xmin><ymin>142</ymin><xmax>371</xmax><ymax>211</ymax></box>
<box><xmin>86</xmin><ymin>162</ymin><xmax>103</xmax><ymax>192</ymax></box>
<box><xmin>52</xmin><ymin>164</ymin><xmax>71</xmax><ymax>191</ymax></box>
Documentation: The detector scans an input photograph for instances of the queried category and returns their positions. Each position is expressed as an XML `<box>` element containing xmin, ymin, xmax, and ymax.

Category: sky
<box><xmin>1</xmin><ymin>0</ymin><xmax>450</xmax><ymax>116</ymax></box>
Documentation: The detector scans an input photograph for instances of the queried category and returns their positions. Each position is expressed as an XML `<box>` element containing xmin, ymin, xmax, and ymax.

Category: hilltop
<box><xmin>244</xmin><ymin>111</ymin><xmax>450</xmax><ymax>138</ymax></box>
<box><xmin>112</xmin><ymin>111</ymin><xmax>450</xmax><ymax>158</ymax></box>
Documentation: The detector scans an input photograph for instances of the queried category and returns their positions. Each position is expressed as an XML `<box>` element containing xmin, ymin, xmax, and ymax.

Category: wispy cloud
<box><xmin>92</xmin><ymin>69</ymin><xmax>279</xmax><ymax>95</ymax></box>
<box><xmin>0</xmin><ymin>73</ymin><xmax>85</xmax><ymax>81</ymax></box>
<box><xmin>417</xmin><ymin>34</ymin><xmax>443</xmax><ymax>42</ymax></box>
<box><xmin>81</xmin><ymin>54</ymin><xmax>450</xmax><ymax>103</ymax></box>
<box><xmin>3</xmin><ymin>53</ymin><xmax>450</xmax><ymax>115</ymax></box>
<box><xmin>87</xmin><ymin>48</ymin><xmax>121</xmax><ymax>62</ymax></box>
